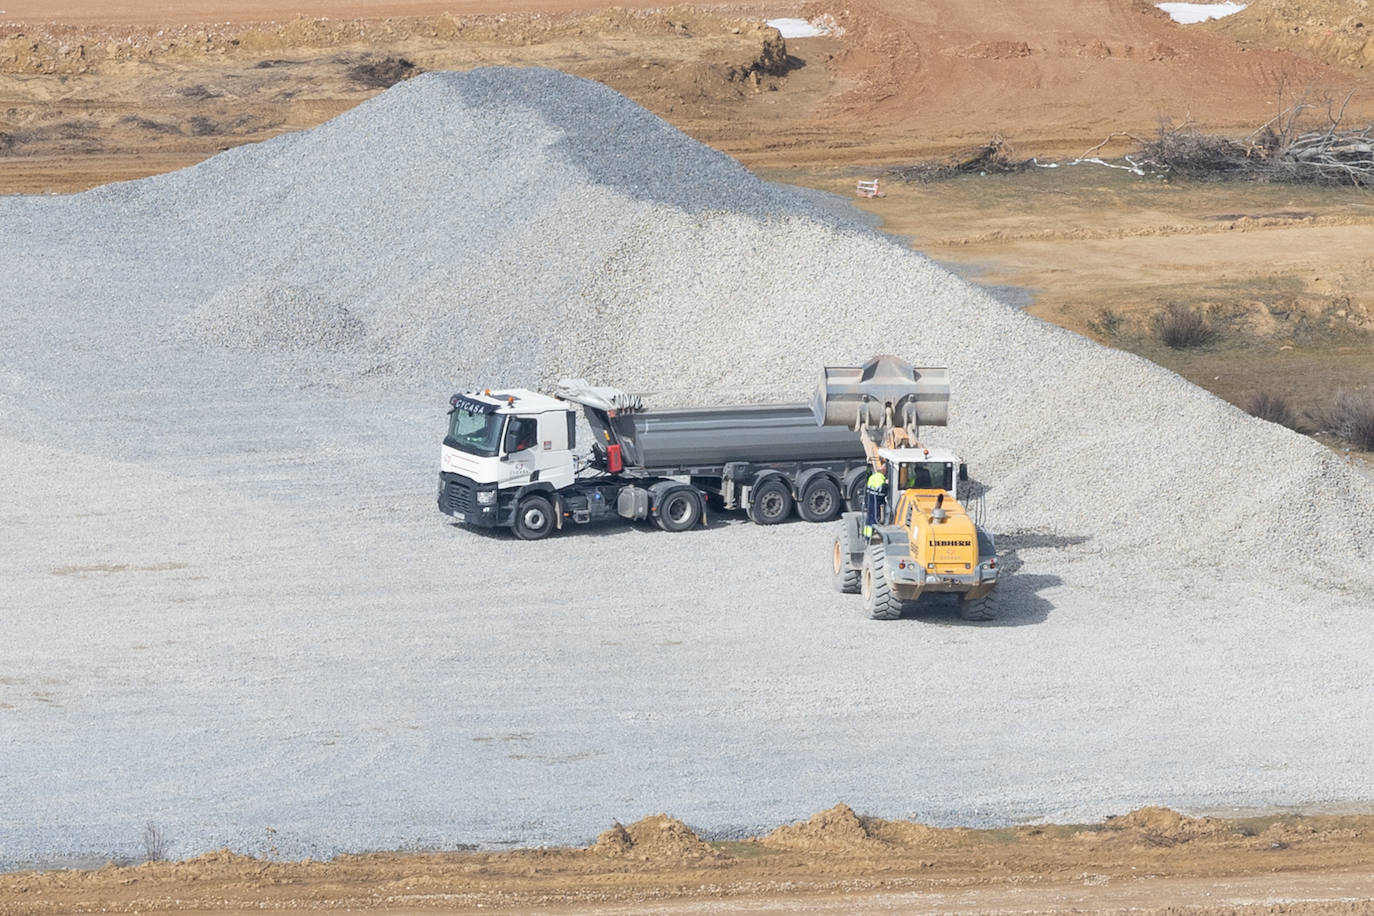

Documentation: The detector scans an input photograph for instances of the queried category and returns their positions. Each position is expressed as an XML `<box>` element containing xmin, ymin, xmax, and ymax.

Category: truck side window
<box><xmin>504</xmin><ymin>417</ymin><xmax>537</xmax><ymax>454</ymax></box>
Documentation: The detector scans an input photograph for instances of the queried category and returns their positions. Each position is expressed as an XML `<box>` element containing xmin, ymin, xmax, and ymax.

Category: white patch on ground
<box><xmin>766</xmin><ymin>16</ymin><xmax>839</xmax><ymax>38</ymax></box>
<box><xmin>1156</xmin><ymin>2</ymin><xmax>1247</xmax><ymax>24</ymax></box>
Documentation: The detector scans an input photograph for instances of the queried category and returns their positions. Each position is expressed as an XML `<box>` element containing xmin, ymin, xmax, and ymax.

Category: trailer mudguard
<box><xmin>795</xmin><ymin>466</ymin><xmax>839</xmax><ymax>500</ymax></box>
<box><xmin>742</xmin><ymin>469</ymin><xmax>789</xmax><ymax>510</ymax></box>
<box><xmin>843</xmin><ymin>465</ymin><xmax>870</xmax><ymax>512</ymax></box>
<box><xmin>648</xmin><ymin>480</ymin><xmax>699</xmax><ymax>507</ymax></box>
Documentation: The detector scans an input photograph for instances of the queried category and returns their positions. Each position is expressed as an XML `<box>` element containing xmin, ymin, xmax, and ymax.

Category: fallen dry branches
<box><xmin>1101</xmin><ymin>91</ymin><xmax>1374</xmax><ymax>186</ymax></box>
<box><xmin>889</xmin><ymin>136</ymin><xmax>1035</xmax><ymax>182</ymax></box>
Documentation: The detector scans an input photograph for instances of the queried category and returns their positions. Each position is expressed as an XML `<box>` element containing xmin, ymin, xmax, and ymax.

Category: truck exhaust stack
<box><xmin>811</xmin><ymin>355</ymin><xmax>950</xmax><ymax>432</ymax></box>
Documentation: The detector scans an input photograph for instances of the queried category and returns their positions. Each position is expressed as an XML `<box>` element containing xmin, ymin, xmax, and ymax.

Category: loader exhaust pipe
<box><xmin>811</xmin><ymin>355</ymin><xmax>951</xmax><ymax>431</ymax></box>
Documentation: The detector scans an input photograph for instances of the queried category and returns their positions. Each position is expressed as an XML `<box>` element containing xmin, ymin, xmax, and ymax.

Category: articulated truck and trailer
<box><xmin>438</xmin><ymin>380</ymin><xmax>873</xmax><ymax>539</ymax></box>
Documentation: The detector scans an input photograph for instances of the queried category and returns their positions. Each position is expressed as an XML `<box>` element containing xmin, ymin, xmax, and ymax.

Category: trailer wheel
<box><xmin>861</xmin><ymin>542</ymin><xmax>903</xmax><ymax>620</ymax></box>
<box><xmin>747</xmin><ymin>477</ymin><xmax>793</xmax><ymax>525</ymax></box>
<box><xmin>655</xmin><ymin>487</ymin><xmax>703</xmax><ymax>533</ymax></box>
<box><xmin>799</xmin><ymin>476</ymin><xmax>842</xmax><ymax>523</ymax></box>
<box><xmin>512</xmin><ymin>494</ymin><xmax>555</xmax><ymax>540</ymax></box>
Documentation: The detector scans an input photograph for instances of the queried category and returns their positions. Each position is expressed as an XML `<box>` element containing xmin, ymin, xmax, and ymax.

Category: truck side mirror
<box><xmin>958</xmin><ymin>463</ymin><xmax>968</xmax><ymax>482</ymax></box>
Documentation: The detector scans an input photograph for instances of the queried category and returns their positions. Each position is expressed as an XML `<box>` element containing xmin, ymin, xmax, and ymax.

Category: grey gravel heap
<box><xmin>1</xmin><ymin>68</ymin><xmax>1371</xmax><ymax>869</ymax></box>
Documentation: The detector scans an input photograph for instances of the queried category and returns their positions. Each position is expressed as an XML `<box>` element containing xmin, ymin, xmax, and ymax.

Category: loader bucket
<box><xmin>811</xmin><ymin>355</ymin><xmax>950</xmax><ymax>429</ymax></box>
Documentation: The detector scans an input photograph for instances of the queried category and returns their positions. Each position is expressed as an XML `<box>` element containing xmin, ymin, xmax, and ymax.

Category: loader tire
<box><xmin>959</xmin><ymin>590</ymin><xmax>998</xmax><ymax>621</ymax></box>
<box><xmin>832</xmin><ymin>530</ymin><xmax>860</xmax><ymax>594</ymax></box>
<box><xmin>861</xmin><ymin>542</ymin><xmax>903</xmax><ymax>620</ymax></box>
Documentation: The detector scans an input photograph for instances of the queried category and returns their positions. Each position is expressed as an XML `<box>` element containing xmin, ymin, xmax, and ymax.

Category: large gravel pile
<box><xmin>2</xmin><ymin>68</ymin><xmax>1372</xmax><ymax>869</ymax></box>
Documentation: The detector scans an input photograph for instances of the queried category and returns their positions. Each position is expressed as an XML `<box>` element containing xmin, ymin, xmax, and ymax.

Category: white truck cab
<box><xmin>438</xmin><ymin>389</ymin><xmax>578</xmax><ymax>527</ymax></box>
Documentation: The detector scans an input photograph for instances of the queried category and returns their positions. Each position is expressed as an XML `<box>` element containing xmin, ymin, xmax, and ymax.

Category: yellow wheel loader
<box><xmin>813</xmin><ymin>355</ymin><xmax>1000</xmax><ymax>621</ymax></box>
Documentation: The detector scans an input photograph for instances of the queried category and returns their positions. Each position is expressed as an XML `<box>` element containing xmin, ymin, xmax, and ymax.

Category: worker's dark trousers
<box><xmin>865</xmin><ymin>488</ymin><xmax>885</xmax><ymax>533</ymax></box>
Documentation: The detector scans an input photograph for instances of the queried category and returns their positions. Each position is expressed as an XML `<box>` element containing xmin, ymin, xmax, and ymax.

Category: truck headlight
<box><xmin>476</xmin><ymin>490</ymin><xmax>497</xmax><ymax>506</ymax></box>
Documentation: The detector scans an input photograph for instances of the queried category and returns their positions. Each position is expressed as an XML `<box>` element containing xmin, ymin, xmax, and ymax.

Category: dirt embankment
<box><xmin>0</xmin><ymin>8</ymin><xmax>792</xmax><ymax>194</ymax></box>
<box><xmin>10</xmin><ymin>0</ymin><xmax>1374</xmax><ymax>192</ymax></box>
<box><xmin>4</xmin><ymin>807</ymin><xmax>1374</xmax><ymax>914</ymax></box>
<box><xmin>1208</xmin><ymin>0</ymin><xmax>1374</xmax><ymax>69</ymax></box>
<box><xmin>783</xmin><ymin>0</ymin><xmax>1374</xmax><ymax>157</ymax></box>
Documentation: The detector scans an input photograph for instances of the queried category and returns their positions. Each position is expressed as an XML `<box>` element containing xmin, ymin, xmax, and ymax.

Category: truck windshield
<box><xmin>898</xmin><ymin>461</ymin><xmax>954</xmax><ymax>492</ymax></box>
<box><xmin>446</xmin><ymin>410</ymin><xmax>504</xmax><ymax>458</ymax></box>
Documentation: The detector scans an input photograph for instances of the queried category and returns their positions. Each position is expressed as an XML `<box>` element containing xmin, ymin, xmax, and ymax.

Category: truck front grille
<box><xmin>443</xmin><ymin>479</ymin><xmax>473</xmax><ymax>514</ymax></box>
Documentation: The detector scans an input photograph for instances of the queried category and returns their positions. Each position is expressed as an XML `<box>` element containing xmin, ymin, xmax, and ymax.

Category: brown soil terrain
<box><xmin>1209</xmin><ymin>0</ymin><xmax>1374</xmax><ymax>70</ymax></box>
<box><xmin>0</xmin><ymin>8</ymin><xmax>801</xmax><ymax>194</ymax></box>
<box><xmin>4</xmin><ymin>807</ymin><xmax>1374</xmax><ymax>914</ymax></box>
<box><xmin>9</xmin><ymin>0</ymin><xmax>1374</xmax><ymax>190</ymax></box>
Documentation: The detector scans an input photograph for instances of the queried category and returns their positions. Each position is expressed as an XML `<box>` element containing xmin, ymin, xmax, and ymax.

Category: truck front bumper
<box><xmin>438</xmin><ymin>472</ymin><xmax>502</xmax><ymax>528</ymax></box>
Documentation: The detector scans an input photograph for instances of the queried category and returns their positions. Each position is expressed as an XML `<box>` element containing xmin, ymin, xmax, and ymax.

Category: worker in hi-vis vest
<box><xmin>863</xmin><ymin>459</ymin><xmax>888</xmax><ymax>538</ymax></box>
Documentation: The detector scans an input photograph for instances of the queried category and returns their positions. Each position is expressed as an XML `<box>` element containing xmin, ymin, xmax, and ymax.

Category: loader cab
<box><xmin>877</xmin><ymin>445</ymin><xmax>965</xmax><ymax>508</ymax></box>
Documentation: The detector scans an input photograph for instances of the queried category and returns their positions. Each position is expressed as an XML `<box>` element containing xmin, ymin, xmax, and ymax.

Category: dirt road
<box><xmin>5</xmin><ymin>808</ymin><xmax>1374</xmax><ymax>914</ymax></box>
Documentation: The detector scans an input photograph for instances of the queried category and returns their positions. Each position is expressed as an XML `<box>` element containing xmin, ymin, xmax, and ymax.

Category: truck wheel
<box><xmin>512</xmin><ymin>494</ymin><xmax>555</xmax><ymax>540</ymax></box>
<box><xmin>747</xmin><ymin>477</ymin><xmax>793</xmax><ymax>525</ymax></box>
<box><xmin>799</xmin><ymin>477</ymin><xmax>842</xmax><ymax>523</ymax></box>
<box><xmin>861</xmin><ymin>542</ymin><xmax>903</xmax><ymax>620</ymax></box>
<box><xmin>655</xmin><ymin>487</ymin><xmax>702</xmax><ymax>533</ymax></box>
<box><xmin>832</xmin><ymin>531</ymin><xmax>860</xmax><ymax>594</ymax></box>
<box><xmin>959</xmin><ymin>590</ymin><xmax>998</xmax><ymax>621</ymax></box>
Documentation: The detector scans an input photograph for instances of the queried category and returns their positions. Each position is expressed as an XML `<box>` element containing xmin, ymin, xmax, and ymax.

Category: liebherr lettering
<box><xmin>930</xmin><ymin>539</ymin><xmax>972</xmax><ymax>547</ymax></box>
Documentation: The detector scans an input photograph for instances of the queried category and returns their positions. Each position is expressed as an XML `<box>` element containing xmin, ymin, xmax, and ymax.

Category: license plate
<box><xmin>452</xmin><ymin>512</ymin><xmax>466</xmax><ymax>522</ymax></box>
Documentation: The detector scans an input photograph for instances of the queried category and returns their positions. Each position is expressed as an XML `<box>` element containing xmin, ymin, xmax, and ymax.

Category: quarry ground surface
<box><xmin>3</xmin><ymin>1</ymin><xmax>1374</xmax><ymax>914</ymax></box>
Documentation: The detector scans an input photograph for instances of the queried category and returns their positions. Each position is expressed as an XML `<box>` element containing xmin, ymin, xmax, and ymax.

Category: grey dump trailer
<box><xmin>436</xmin><ymin>381</ymin><xmax>869</xmax><ymax>539</ymax></box>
